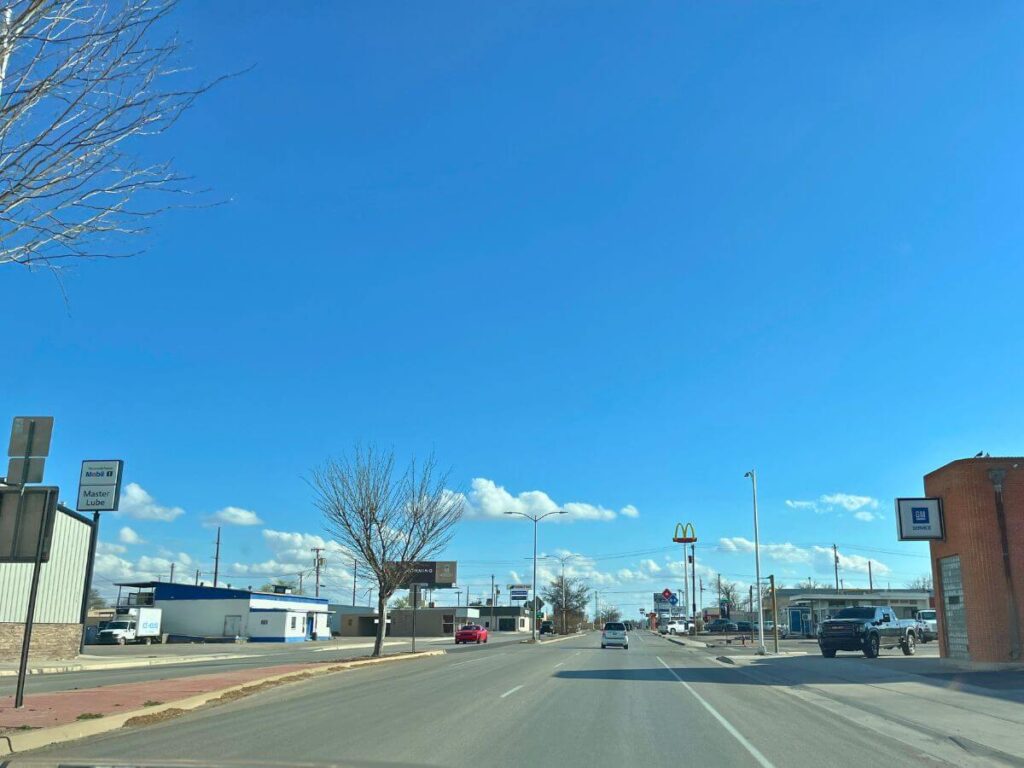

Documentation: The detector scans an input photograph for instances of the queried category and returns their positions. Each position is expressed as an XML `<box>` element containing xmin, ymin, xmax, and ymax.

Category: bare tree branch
<box><xmin>0</xmin><ymin>0</ymin><xmax>231</xmax><ymax>275</ymax></box>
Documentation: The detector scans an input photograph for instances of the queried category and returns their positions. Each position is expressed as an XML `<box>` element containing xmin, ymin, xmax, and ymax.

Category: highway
<box><xmin>17</xmin><ymin>630</ymin><xmax>1014</xmax><ymax>768</ymax></box>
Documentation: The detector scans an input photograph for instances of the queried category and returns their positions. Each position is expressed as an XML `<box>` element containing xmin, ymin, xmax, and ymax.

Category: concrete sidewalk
<box><xmin>0</xmin><ymin>652</ymin><xmax>250</xmax><ymax>677</ymax></box>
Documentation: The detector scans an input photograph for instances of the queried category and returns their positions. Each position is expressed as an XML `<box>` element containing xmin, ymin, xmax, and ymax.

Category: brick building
<box><xmin>0</xmin><ymin>504</ymin><xmax>98</xmax><ymax>661</ymax></box>
<box><xmin>925</xmin><ymin>457</ymin><xmax>1024</xmax><ymax>662</ymax></box>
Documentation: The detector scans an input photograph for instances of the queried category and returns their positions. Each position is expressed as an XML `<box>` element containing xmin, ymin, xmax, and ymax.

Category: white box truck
<box><xmin>98</xmin><ymin>607</ymin><xmax>163</xmax><ymax>645</ymax></box>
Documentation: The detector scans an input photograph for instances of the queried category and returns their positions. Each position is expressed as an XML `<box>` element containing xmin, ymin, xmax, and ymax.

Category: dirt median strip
<box><xmin>0</xmin><ymin>649</ymin><xmax>445</xmax><ymax>757</ymax></box>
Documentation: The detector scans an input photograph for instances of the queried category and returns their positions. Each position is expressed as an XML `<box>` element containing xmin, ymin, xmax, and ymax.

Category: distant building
<box><xmin>328</xmin><ymin>604</ymin><xmax>382</xmax><ymax>637</ymax></box>
<box><xmin>116</xmin><ymin>582</ymin><xmax>330</xmax><ymax>642</ymax></box>
<box><xmin>389</xmin><ymin>607</ymin><xmax>480</xmax><ymax>637</ymax></box>
<box><xmin>477</xmin><ymin>605</ymin><xmax>530</xmax><ymax>632</ymax></box>
<box><xmin>0</xmin><ymin>504</ymin><xmax>98</xmax><ymax>661</ymax></box>
<box><xmin>774</xmin><ymin>588</ymin><xmax>932</xmax><ymax>637</ymax></box>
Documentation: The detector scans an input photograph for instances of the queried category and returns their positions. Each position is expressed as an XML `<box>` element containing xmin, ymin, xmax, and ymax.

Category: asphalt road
<box><xmin>0</xmin><ymin>634</ymin><xmax>525</xmax><ymax>697</ymax></box>
<box><xmin>13</xmin><ymin>630</ymin><xmax>995</xmax><ymax>768</ymax></box>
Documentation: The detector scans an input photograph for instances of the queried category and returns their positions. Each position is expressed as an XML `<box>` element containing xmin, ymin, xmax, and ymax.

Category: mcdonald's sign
<box><xmin>673</xmin><ymin>522</ymin><xmax>697</xmax><ymax>544</ymax></box>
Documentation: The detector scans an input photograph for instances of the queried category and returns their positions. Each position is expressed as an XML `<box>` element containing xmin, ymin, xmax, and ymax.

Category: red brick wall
<box><xmin>0</xmin><ymin>622</ymin><xmax>82</xmax><ymax>661</ymax></box>
<box><xmin>925</xmin><ymin>458</ymin><xmax>1024</xmax><ymax>663</ymax></box>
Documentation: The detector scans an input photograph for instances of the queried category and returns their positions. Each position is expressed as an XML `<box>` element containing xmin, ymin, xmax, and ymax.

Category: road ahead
<box><xmin>18</xmin><ymin>630</ymin><xmax>1011</xmax><ymax>768</ymax></box>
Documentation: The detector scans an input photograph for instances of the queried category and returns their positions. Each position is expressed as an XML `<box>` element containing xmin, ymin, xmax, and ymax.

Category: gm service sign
<box><xmin>895</xmin><ymin>497</ymin><xmax>944</xmax><ymax>541</ymax></box>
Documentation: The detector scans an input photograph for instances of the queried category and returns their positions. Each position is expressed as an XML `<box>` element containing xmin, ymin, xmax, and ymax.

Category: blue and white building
<box><xmin>116</xmin><ymin>582</ymin><xmax>331</xmax><ymax>643</ymax></box>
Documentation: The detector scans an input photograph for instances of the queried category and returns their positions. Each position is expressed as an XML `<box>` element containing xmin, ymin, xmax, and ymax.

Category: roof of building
<box><xmin>119</xmin><ymin>581</ymin><xmax>329</xmax><ymax>606</ymax></box>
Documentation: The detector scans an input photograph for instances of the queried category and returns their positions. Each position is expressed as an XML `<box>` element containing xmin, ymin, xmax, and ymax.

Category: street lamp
<box><xmin>744</xmin><ymin>469</ymin><xmax>767</xmax><ymax>655</ymax></box>
<box><xmin>505</xmin><ymin>508</ymin><xmax>568</xmax><ymax>640</ymax></box>
<box><xmin>536</xmin><ymin>553</ymin><xmax>577</xmax><ymax>634</ymax></box>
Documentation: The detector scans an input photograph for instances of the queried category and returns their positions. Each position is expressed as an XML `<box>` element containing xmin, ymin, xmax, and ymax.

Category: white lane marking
<box><xmin>500</xmin><ymin>684</ymin><xmax>524</xmax><ymax>699</ymax></box>
<box><xmin>553</xmin><ymin>662</ymin><xmax>564</xmax><ymax>668</ymax></box>
<box><xmin>451</xmin><ymin>654</ymin><xmax>502</xmax><ymax>668</ymax></box>
<box><xmin>572</xmin><ymin>651</ymin><xmax>581</xmax><ymax>657</ymax></box>
<box><xmin>656</xmin><ymin>656</ymin><xmax>775</xmax><ymax>768</ymax></box>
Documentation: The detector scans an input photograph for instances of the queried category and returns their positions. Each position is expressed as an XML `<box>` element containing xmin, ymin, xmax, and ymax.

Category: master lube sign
<box><xmin>77</xmin><ymin>459</ymin><xmax>124</xmax><ymax>512</ymax></box>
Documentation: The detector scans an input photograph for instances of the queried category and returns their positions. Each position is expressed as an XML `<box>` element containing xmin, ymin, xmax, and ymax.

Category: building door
<box><xmin>442</xmin><ymin>614</ymin><xmax>454</xmax><ymax>634</ymax></box>
<box><xmin>223</xmin><ymin>615</ymin><xmax>242</xmax><ymax>637</ymax></box>
<box><xmin>305</xmin><ymin>615</ymin><xmax>314</xmax><ymax>639</ymax></box>
<box><xmin>939</xmin><ymin>555</ymin><xmax>969</xmax><ymax>659</ymax></box>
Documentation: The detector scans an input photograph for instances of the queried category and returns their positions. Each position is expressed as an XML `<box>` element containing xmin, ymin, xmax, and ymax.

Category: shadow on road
<box><xmin>555</xmin><ymin>658</ymin><xmax>1024</xmax><ymax>705</ymax></box>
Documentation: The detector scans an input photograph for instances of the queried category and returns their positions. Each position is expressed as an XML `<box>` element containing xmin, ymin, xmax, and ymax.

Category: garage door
<box><xmin>939</xmin><ymin>555</ymin><xmax>969</xmax><ymax>659</ymax></box>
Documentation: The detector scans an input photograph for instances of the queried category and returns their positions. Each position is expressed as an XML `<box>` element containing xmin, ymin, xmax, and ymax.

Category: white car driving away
<box><xmin>601</xmin><ymin>621</ymin><xmax>629</xmax><ymax>649</ymax></box>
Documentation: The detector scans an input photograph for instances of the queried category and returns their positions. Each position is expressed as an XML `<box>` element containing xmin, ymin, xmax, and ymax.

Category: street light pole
<box><xmin>505</xmin><ymin>508</ymin><xmax>567</xmax><ymax>641</ymax></box>
<box><xmin>744</xmin><ymin>469</ymin><xmax>766</xmax><ymax>655</ymax></box>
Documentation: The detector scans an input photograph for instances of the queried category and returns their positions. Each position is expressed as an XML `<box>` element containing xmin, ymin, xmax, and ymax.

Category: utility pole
<box><xmin>868</xmin><ymin>560</ymin><xmax>874</xmax><ymax>591</ymax></box>
<box><xmin>595</xmin><ymin>591</ymin><xmax>600</xmax><ymax>626</ymax></box>
<box><xmin>717</xmin><ymin>573</ymin><xmax>722</xmax><ymax>611</ymax></box>
<box><xmin>194</xmin><ymin>569</ymin><xmax>200</xmax><ymax>586</ymax></box>
<box><xmin>699</xmin><ymin>578</ymin><xmax>704</xmax><ymax>618</ymax></box>
<box><xmin>352</xmin><ymin>560</ymin><xmax>358</xmax><ymax>606</ymax></box>
<box><xmin>298</xmin><ymin>572</ymin><xmax>304</xmax><ymax>594</ymax></box>
<box><xmin>832</xmin><ymin>543</ymin><xmax>840</xmax><ymax>590</ymax></box>
<box><xmin>769</xmin><ymin>574</ymin><xmax>779</xmax><ymax>654</ymax></box>
<box><xmin>213</xmin><ymin>526</ymin><xmax>221</xmax><ymax>588</ymax></box>
<box><xmin>169</xmin><ymin>562</ymin><xmax>175</xmax><ymax>584</ymax></box>
<box><xmin>749</xmin><ymin>584</ymin><xmax>754</xmax><ymax>618</ymax></box>
<box><xmin>690</xmin><ymin>544</ymin><xmax>697</xmax><ymax>621</ymax></box>
<box><xmin>311</xmin><ymin>547</ymin><xmax>323</xmax><ymax>598</ymax></box>
<box><xmin>490</xmin><ymin>574</ymin><xmax>495</xmax><ymax>631</ymax></box>
<box><xmin>744</xmin><ymin>469</ymin><xmax>766</xmax><ymax>655</ymax></box>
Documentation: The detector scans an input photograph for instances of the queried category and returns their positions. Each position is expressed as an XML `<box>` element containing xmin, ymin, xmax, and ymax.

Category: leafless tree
<box><xmin>906</xmin><ymin>574</ymin><xmax>933</xmax><ymax>591</ymax></box>
<box><xmin>0</xmin><ymin>0</ymin><xmax>228</xmax><ymax>278</ymax></box>
<box><xmin>311</xmin><ymin>446</ymin><xmax>464</xmax><ymax>657</ymax></box>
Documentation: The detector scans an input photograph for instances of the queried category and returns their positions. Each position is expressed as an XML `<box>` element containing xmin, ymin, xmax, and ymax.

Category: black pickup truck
<box><xmin>818</xmin><ymin>606</ymin><xmax>918</xmax><ymax>658</ymax></box>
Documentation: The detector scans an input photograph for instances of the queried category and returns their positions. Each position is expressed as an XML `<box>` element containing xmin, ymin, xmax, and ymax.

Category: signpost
<box><xmin>895</xmin><ymin>498</ymin><xmax>944</xmax><ymax>541</ymax></box>
<box><xmin>3</xmin><ymin>417</ymin><xmax>55</xmax><ymax>709</ymax></box>
<box><xmin>76</xmin><ymin>460</ymin><xmax>124</xmax><ymax>512</ymax></box>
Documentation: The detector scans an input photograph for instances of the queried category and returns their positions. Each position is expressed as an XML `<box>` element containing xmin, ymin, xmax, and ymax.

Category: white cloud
<box><xmin>460</xmin><ymin>478</ymin><xmax>636</xmax><ymax>523</ymax></box>
<box><xmin>786</xmin><ymin>493</ymin><xmax>880</xmax><ymax>515</ymax></box>
<box><xmin>97</xmin><ymin>541</ymin><xmax>126</xmax><ymax>555</ymax></box>
<box><xmin>226</xmin><ymin>529</ymin><xmax>358</xmax><ymax>595</ymax></box>
<box><xmin>119</xmin><ymin>526</ymin><xmax>144</xmax><ymax>545</ymax></box>
<box><xmin>853</xmin><ymin>510</ymin><xmax>879</xmax><ymax>522</ymax></box>
<box><xmin>116</xmin><ymin>483</ymin><xmax>185</xmax><ymax>522</ymax></box>
<box><xmin>717</xmin><ymin>537</ymin><xmax>890</xmax><ymax>577</ymax></box>
<box><xmin>820</xmin><ymin>493</ymin><xmax>879</xmax><ymax>512</ymax></box>
<box><xmin>639</xmin><ymin>558</ymin><xmax>661</xmax><ymax>574</ymax></box>
<box><xmin>206</xmin><ymin>506</ymin><xmax>263</xmax><ymax>527</ymax></box>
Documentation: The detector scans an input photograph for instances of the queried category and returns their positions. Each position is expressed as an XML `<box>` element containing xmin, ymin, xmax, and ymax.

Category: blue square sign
<box><xmin>896</xmin><ymin>498</ymin><xmax>943</xmax><ymax>540</ymax></box>
<box><xmin>912</xmin><ymin>507</ymin><xmax>929</xmax><ymax>524</ymax></box>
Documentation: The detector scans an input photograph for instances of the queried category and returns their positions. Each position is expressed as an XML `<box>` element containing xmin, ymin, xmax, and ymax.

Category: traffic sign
<box><xmin>669</xmin><ymin>595</ymin><xmax>678</xmax><ymax>606</ymax></box>
<box><xmin>510</xmin><ymin>589</ymin><xmax>529</xmax><ymax>600</ymax></box>
<box><xmin>7</xmin><ymin>417</ymin><xmax>53</xmax><ymax>459</ymax></box>
<box><xmin>0</xmin><ymin>486</ymin><xmax>59</xmax><ymax>563</ymax></box>
<box><xmin>662</xmin><ymin>588</ymin><xmax>672</xmax><ymax>600</ymax></box>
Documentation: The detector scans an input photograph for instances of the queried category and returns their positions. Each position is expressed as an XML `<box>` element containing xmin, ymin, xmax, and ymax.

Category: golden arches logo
<box><xmin>673</xmin><ymin>522</ymin><xmax>697</xmax><ymax>543</ymax></box>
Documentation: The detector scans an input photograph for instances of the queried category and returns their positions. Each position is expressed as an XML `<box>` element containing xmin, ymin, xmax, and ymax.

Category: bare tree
<box><xmin>311</xmin><ymin>446</ymin><xmax>463</xmax><ymax>657</ymax></box>
<box><xmin>595</xmin><ymin>607</ymin><xmax>621</xmax><ymax>625</ymax></box>
<box><xmin>0</xmin><ymin>0</ymin><xmax>228</xmax><ymax>277</ymax></box>
<box><xmin>906</xmin><ymin>574</ymin><xmax>933</xmax><ymax>591</ymax></box>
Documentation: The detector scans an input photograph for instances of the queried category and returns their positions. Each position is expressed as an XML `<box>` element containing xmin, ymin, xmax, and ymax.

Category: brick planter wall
<box><xmin>0</xmin><ymin>622</ymin><xmax>82</xmax><ymax>661</ymax></box>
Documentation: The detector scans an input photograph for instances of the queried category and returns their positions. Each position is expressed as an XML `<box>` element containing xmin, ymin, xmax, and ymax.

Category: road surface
<box><xmin>0</xmin><ymin>634</ymin><xmax>524</xmax><ymax>696</ymax></box>
<box><xmin>16</xmin><ymin>630</ymin><xmax>1014</xmax><ymax>768</ymax></box>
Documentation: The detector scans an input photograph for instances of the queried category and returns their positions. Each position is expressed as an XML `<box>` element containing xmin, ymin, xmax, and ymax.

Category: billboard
<box><xmin>392</xmin><ymin>560</ymin><xmax>457</xmax><ymax>588</ymax></box>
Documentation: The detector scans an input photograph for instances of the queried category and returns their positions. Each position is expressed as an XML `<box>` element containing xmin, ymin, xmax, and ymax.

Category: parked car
<box><xmin>539</xmin><ymin>620</ymin><xmax>555</xmax><ymax>635</ymax></box>
<box><xmin>601</xmin><ymin>621</ymin><xmax>629</xmax><ymax>649</ymax></box>
<box><xmin>915</xmin><ymin>609</ymin><xmax>937</xmax><ymax>642</ymax></box>
<box><xmin>753</xmin><ymin>621</ymin><xmax>789</xmax><ymax>639</ymax></box>
<box><xmin>455</xmin><ymin>624</ymin><xmax>488</xmax><ymax>644</ymax></box>
<box><xmin>97</xmin><ymin>608</ymin><xmax>162</xmax><ymax>645</ymax></box>
<box><xmin>734</xmin><ymin>621</ymin><xmax>753</xmax><ymax>633</ymax></box>
<box><xmin>705</xmin><ymin>619</ymin><xmax>738</xmax><ymax>633</ymax></box>
<box><xmin>818</xmin><ymin>606</ymin><xmax>918</xmax><ymax>658</ymax></box>
<box><xmin>658</xmin><ymin>620</ymin><xmax>669</xmax><ymax>634</ymax></box>
<box><xmin>666</xmin><ymin>618</ymin><xmax>691</xmax><ymax>635</ymax></box>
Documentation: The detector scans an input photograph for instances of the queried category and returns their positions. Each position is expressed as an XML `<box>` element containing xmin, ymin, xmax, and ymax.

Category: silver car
<box><xmin>601</xmin><ymin>621</ymin><xmax>629</xmax><ymax>649</ymax></box>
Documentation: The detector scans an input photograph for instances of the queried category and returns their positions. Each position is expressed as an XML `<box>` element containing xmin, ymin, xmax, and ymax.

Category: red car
<box><xmin>455</xmin><ymin>624</ymin><xmax>488</xmax><ymax>644</ymax></box>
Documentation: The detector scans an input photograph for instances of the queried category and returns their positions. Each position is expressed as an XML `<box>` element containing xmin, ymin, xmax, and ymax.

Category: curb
<box><xmin>661</xmin><ymin>634</ymin><xmax>711</xmax><ymax>649</ymax></box>
<box><xmin>0</xmin><ymin>653</ymin><xmax>250</xmax><ymax>678</ymax></box>
<box><xmin>0</xmin><ymin>649</ymin><xmax>444</xmax><ymax>757</ymax></box>
<box><xmin>537</xmin><ymin>633</ymin><xmax>584</xmax><ymax>645</ymax></box>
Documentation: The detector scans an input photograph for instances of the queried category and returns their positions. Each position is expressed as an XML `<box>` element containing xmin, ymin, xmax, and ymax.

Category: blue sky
<box><xmin>5</xmin><ymin>2</ymin><xmax>1023</xmax><ymax>613</ymax></box>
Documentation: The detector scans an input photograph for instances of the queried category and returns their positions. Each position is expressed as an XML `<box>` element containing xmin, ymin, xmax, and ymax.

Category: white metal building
<box><xmin>118</xmin><ymin>582</ymin><xmax>331</xmax><ymax>642</ymax></box>
<box><xmin>0</xmin><ymin>504</ymin><xmax>97</xmax><ymax>661</ymax></box>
